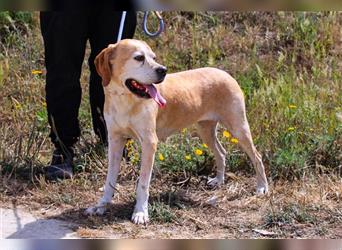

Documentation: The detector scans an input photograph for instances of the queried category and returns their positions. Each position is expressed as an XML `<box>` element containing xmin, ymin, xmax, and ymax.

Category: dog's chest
<box><xmin>104</xmin><ymin>97</ymin><xmax>158</xmax><ymax>138</ymax></box>
<box><xmin>105</xmin><ymin>111</ymin><xmax>129</xmax><ymax>129</ymax></box>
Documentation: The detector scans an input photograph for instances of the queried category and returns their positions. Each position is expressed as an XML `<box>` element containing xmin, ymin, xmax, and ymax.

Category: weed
<box><xmin>149</xmin><ymin>202</ymin><xmax>176</xmax><ymax>223</ymax></box>
<box><xmin>265</xmin><ymin>203</ymin><xmax>317</xmax><ymax>228</ymax></box>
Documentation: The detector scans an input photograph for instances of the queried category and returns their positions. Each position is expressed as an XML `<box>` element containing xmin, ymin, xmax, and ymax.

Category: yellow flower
<box><xmin>223</xmin><ymin>130</ymin><xmax>231</xmax><ymax>138</ymax></box>
<box><xmin>125</xmin><ymin>139</ymin><xmax>133</xmax><ymax>148</ymax></box>
<box><xmin>12</xmin><ymin>98</ymin><xmax>21</xmax><ymax>110</ymax></box>
<box><xmin>132</xmin><ymin>153</ymin><xmax>140</xmax><ymax>164</ymax></box>
<box><xmin>195</xmin><ymin>149</ymin><xmax>203</xmax><ymax>156</ymax></box>
<box><xmin>31</xmin><ymin>70</ymin><xmax>43</xmax><ymax>75</ymax></box>
<box><xmin>185</xmin><ymin>155</ymin><xmax>191</xmax><ymax>160</ymax></box>
<box><xmin>288</xmin><ymin>104</ymin><xmax>297</xmax><ymax>109</ymax></box>
<box><xmin>202</xmin><ymin>143</ymin><xmax>208</xmax><ymax>148</ymax></box>
<box><xmin>230</xmin><ymin>138</ymin><xmax>239</xmax><ymax>144</ymax></box>
<box><xmin>159</xmin><ymin>153</ymin><xmax>165</xmax><ymax>161</ymax></box>
<box><xmin>288</xmin><ymin>127</ymin><xmax>295</xmax><ymax>131</ymax></box>
<box><xmin>14</xmin><ymin>103</ymin><xmax>21</xmax><ymax>110</ymax></box>
<box><xmin>42</xmin><ymin>101</ymin><xmax>47</xmax><ymax>107</ymax></box>
<box><xmin>182</xmin><ymin>128</ymin><xmax>187</xmax><ymax>133</ymax></box>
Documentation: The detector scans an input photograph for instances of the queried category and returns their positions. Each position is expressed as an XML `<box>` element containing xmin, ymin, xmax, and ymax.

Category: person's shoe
<box><xmin>45</xmin><ymin>148</ymin><xmax>74</xmax><ymax>180</ymax></box>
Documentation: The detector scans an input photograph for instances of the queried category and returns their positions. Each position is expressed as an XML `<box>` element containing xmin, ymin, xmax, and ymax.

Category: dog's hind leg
<box><xmin>221</xmin><ymin>112</ymin><xmax>269</xmax><ymax>194</ymax></box>
<box><xmin>197</xmin><ymin>120</ymin><xmax>227</xmax><ymax>187</ymax></box>
<box><xmin>85</xmin><ymin>135</ymin><xmax>125</xmax><ymax>215</ymax></box>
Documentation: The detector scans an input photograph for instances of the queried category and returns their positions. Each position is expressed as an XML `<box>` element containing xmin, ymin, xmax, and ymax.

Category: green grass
<box><xmin>0</xmin><ymin>11</ymin><xmax>341</xmax><ymax>182</ymax></box>
<box><xmin>265</xmin><ymin>203</ymin><xmax>317</xmax><ymax>228</ymax></box>
<box><xmin>149</xmin><ymin>202</ymin><xmax>176</xmax><ymax>223</ymax></box>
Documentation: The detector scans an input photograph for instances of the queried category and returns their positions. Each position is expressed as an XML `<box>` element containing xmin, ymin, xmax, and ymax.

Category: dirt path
<box><xmin>2</xmin><ymin>174</ymin><xmax>342</xmax><ymax>238</ymax></box>
<box><xmin>1</xmin><ymin>207</ymin><xmax>78</xmax><ymax>239</ymax></box>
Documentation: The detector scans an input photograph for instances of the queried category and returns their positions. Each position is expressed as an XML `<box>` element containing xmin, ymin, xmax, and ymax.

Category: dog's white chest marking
<box><xmin>104</xmin><ymin>105</ymin><xmax>128</xmax><ymax>131</ymax></box>
<box><xmin>104</xmin><ymin>92</ymin><xmax>158</xmax><ymax>140</ymax></box>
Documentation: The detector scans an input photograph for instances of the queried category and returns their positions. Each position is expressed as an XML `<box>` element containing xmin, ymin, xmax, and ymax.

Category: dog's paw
<box><xmin>256</xmin><ymin>185</ymin><xmax>269</xmax><ymax>195</ymax></box>
<box><xmin>131</xmin><ymin>211</ymin><xmax>149</xmax><ymax>225</ymax></box>
<box><xmin>207</xmin><ymin>176</ymin><xmax>224</xmax><ymax>187</ymax></box>
<box><xmin>84</xmin><ymin>205</ymin><xmax>107</xmax><ymax>216</ymax></box>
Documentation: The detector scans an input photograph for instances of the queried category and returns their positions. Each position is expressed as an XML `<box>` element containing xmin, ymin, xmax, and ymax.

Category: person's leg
<box><xmin>88</xmin><ymin>11</ymin><xmax>137</xmax><ymax>144</ymax></box>
<box><xmin>40</xmin><ymin>11</ymin><xmax>88</xmax><ymax>152</ymax></box>
<box><xmin>40</xmin><ymin>11</ymin><xmax>89</xmax><ymax>178</ymax></box>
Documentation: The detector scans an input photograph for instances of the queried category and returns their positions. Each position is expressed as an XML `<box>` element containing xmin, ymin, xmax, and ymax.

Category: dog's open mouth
<box><xmin>125</xmin><ymin>79</ymin><xmax>166</xmax><ymax>108</ymax></box>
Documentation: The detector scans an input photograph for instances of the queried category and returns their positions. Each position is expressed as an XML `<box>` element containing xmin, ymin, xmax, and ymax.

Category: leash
<box><xmin>117</xmin><ymin>11</ymin><xmax>127</xmax><ymax>42</ymax></box>
<box><xmin>143</xmin><ymin>11</ymin><xmax>164</xmax><ymax>38</ymax></box>
<box><xmin>117</xmin><ymin>11</ymin><xmax>164</xmax><ymax>42</ymax></box>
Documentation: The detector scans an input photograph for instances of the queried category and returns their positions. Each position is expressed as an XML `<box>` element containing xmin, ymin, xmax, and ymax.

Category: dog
<box><xmin>84</xmin><ymin>39</ymin><xmax>269</xmax><ymax>224</ymax></box>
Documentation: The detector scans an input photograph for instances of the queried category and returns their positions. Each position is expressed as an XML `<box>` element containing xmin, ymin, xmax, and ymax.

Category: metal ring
<box><xmin>143</xmin><ymin>11</ymin><xmax>164</xmax><ymax>38</ymax></box>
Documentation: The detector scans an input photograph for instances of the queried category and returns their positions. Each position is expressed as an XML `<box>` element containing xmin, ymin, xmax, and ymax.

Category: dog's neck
<box><xmin>103</xmin><ymin>80</ymin><xmax>154</xmax><ymax>115</ymax></box>
<box><xmin>104</xmin><ymin>80</ymin><xmax>128</xmax><ymax>96</ymax></box>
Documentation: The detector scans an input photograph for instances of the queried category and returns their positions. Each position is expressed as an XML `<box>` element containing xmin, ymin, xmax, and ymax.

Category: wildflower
<box><xmin>223</xmin><ymin>130</ymin><xmax>231</xmax><ymax>138</ymax></box>
<box><xmin>185</xmin><ymin>155</ymin><xmax>191</xmax><ymax>160</ymax></box>
<box><xmin>14</xmin><ymin>103</ymin><xmax>21</xmax><ymax>110</ymax></box>
<box><xmin>125</xmin><ymin>139</ymin><xmax>134</xmax><ymax>148</ymax></box>
<box><xmin>31</xmin><ymin>70</ymin><xmax>43</xmax><ymax>75</ymax></box>
<box><xmin>230</xmin><ymin>138</ymin><xmax>239</xmax><ymax>144</ymax></box>
<box><xmin>42</xmin><ymin>101</ymin><xmax>47</xmax><ymax>107</ymax></box>
<box><xmin>12</xmin><ymin>98</ymin><xmax>21</xmax><ymax>110</ymax></box>
<box><xmin>182</xmin><ymin>128</ymin><xmax>187</xmax><ymax>133</ymax></box>
<box><xmin>287</xmin><ymin>127</ymin><xmax>295</xmax><ymax>131</ymax></box>
<box><xmin>132</xmin><ymin>153</ymin><xmax>140</xmax><ymax>164</ymax></box>
<box><xmin>288</xmin><ymin>104</ymin><xmax>297</xmax><ymax>109</ymax></box>
<box><xmin>202</xmin><ymin>143</ymin><xmax>208</xmax><ymax>148</ymax></box>
<box><xmin>159</xmin><ymin>153</ymin><xmax>165</xmax><ymax>161</ymax></box>
<box><xmin>195</xmin><ymin>149</ymin><xmax>203</xmax><ymax>156</ymax></box>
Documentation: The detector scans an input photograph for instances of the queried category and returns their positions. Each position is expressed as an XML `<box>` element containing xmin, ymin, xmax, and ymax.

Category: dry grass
<box><xmin>2</xmin><ymin>168</ymin><xmax>341</xmax><ymax>238</ymax></box>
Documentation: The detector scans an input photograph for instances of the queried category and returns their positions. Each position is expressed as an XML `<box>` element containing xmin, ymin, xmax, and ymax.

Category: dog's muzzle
<box><xmin>155</xmin><ymin>66</ymin><xmax>167</xmax><ymax>81</ymax></box>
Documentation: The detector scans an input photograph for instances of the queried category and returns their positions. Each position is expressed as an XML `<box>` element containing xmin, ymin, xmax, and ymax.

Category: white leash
<box><xmin>117</xmin><ymin>11</ymin><xmax>127</xmax><ymax>42</ymax></box>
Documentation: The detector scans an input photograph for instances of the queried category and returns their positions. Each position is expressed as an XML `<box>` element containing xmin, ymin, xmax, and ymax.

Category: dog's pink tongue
<box><xmin>146</xmin><ymin>84</ymin><xmax>166</xmax><ymax>108</ymax></box>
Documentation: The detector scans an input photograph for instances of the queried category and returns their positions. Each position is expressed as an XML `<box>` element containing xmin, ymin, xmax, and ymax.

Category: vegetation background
<box><xmin>0</xmin><ymin>11</ymin><xmax>341</xmax><ymax>238</ymax></box>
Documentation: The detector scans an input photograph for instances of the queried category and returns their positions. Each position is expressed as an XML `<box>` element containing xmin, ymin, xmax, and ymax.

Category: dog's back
<box><xmin>156</xmin><ymin>67</ymin><xmax>245</xmax><ymax>137</ymax></box>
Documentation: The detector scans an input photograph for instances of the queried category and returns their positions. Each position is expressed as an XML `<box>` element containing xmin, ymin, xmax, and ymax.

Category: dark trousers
<box><xmin>40</xmin><ymin>11</ymin><xmax>136</xmax><ymax>149</ymax></box>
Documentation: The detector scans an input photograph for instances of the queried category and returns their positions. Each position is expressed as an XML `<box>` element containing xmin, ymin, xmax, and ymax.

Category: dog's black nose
<box><xmin>156</xmin><ymin>66</ymin><xmax>167</xmax><ymax>78</ymax></box>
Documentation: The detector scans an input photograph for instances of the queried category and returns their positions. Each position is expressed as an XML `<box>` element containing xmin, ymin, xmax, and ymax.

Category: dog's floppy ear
<box><xmin>95</xmin><ymin>44</ymin><xmax>117</xmax><ymax>86</ymax></box>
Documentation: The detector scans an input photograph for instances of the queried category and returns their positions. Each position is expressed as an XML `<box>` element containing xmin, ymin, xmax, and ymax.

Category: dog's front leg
<box><xmin>85</xmin><ymin>135</ymin><xmax>125</xmax><ymax>215</ymax></box>
<box><xmin>131</xmin><ymin>134</ymin><xmax>158</xmax><ymax>225</ymax></box>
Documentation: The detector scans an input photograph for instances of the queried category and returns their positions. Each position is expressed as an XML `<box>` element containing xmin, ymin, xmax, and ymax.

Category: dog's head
<box><xmin>95</xmin><ymin>39</ymin><xmax>167</xmax><ymax>107</ymax></box>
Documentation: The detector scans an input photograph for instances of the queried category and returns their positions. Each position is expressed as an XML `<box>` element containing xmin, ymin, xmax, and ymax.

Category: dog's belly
<box><xmin>156</xmin><ymin>111</ymin><xmax>219</xmax><ymax>141</ymax></box>
<box><xmin>156</xmin><ymin>127</ymin><xmax>176</xmax><ymax>141</ymax></box>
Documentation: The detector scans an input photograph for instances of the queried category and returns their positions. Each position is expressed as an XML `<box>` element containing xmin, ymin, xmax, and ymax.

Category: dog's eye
<box><xmin>134</xmin><ymin>55</ymin><xmax>145</xmax><ymax>62</ymax></box>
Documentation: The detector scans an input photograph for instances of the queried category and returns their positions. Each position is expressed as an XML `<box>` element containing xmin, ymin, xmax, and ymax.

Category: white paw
<box><xmin>131</xmin><ymin>211</ymin><xmax>149</xmax><ymax>225</ymax></box>
<box><xmin>256</xmin><ymin>185</ymin><xmax>269</xmax><ymax>195</ymax></box>
<box><xmin>207</xmin><ymin>176</ymin><xmax>224</xmax><ymax>187</ymax></box>
<box><xmin>84</xmin><ymin>204</ymin><xmax>108</xmax><ymax>216</ymax></box>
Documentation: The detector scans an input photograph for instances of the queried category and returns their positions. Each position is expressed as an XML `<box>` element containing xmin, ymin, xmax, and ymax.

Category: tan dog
<box><xmin>85</xmin><ymin>39</ymin><xmax>269</xmax><ymax>224</ymax></box>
